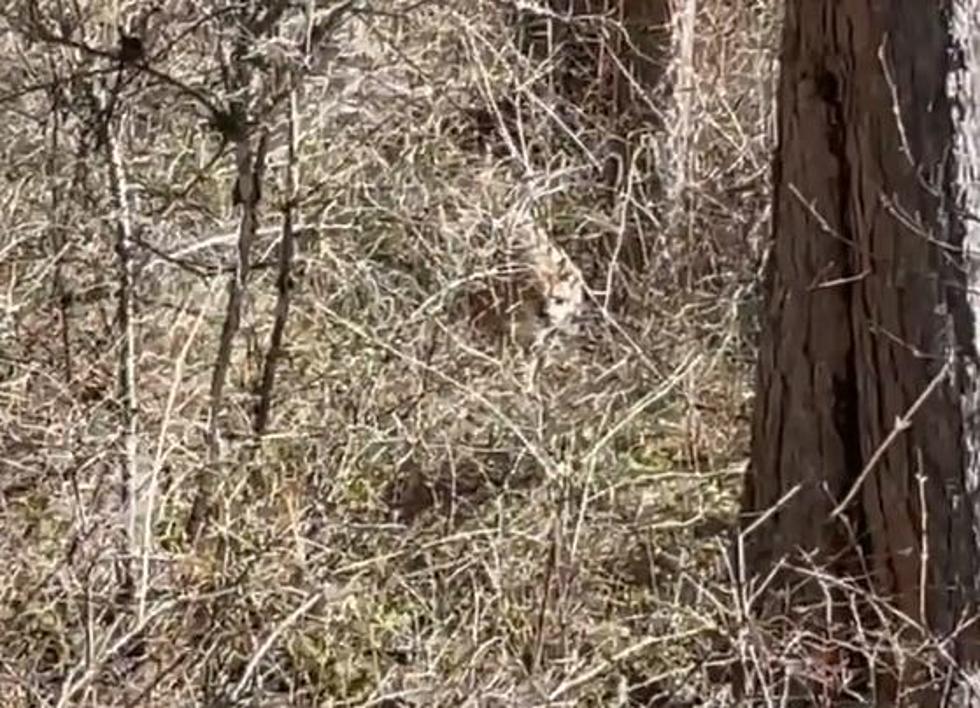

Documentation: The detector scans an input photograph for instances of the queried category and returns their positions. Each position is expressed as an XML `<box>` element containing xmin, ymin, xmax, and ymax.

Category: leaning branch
<box><xmin>829</xmin><ymin>360</ymin><xmax>951</xmax><ymax>519</ymax></box>
<box><xmin>253</xmin><ymin>79</ymin><xmax>301</xmax><ymax>437</ymax></box>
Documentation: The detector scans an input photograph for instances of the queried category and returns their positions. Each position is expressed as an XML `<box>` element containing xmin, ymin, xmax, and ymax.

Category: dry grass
<box><xmin>0</xmin><ymin>1</ymin><xmax>778</xmax><ymax>705</ymax></box>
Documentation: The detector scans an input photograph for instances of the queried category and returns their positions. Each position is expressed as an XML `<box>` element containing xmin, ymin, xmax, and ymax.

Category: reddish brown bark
<box><xmin>743</xmin><ymin>1</ymin><xmax>980</xmax><ymax>703</ymax></box>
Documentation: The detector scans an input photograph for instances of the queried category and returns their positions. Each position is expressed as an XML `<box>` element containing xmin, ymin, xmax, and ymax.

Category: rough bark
<box><xmin>742</xmin><ymin>1</ymin><xmax>980</xmax><ymax>702</ymax></box>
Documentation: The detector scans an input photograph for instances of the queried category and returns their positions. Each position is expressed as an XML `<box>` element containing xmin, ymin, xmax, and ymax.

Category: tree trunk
<box><xmin>742</xmin><ymin>1</ymin><xmax>980</xmax><ymax>703</ymax></box>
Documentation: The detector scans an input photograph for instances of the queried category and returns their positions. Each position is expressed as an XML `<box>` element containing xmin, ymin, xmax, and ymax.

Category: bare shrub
<box><xmin>0</xmin><ymin>0</ymin><xmax>778</xmax><ymax>705</ymax></box>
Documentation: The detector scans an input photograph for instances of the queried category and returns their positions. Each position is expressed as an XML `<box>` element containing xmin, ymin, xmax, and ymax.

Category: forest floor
<box><xmin>0</xmin><ymin>1</ymin><xmax>776</xmax><ymax>704</ymax></box>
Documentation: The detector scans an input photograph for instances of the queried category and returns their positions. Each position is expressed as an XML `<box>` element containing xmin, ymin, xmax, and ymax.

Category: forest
<box><xmin>5</xmin><ymin>1</ymin><xmax>977</xmax><ymax>706</ymax></box>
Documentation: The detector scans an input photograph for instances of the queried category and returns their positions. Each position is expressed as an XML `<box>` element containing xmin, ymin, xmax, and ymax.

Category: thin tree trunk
<box><xmin>742</xmin><ymin>2</ymin><xmax>980</xmax><ymax>703</ymax></box>
<box><xmin>184</xmin><ymin>1</ymin><xmax>298</xmax><ymax>540</ymax></box>
<box><xmin>100</xmin><ymin>93</ymin><xmax>140</xmax><ymax>599</ymax></box>
<box><xmin>186</xmin><ymin>130</ymin><xmax>268</xmax><ymax>541</ymax></box>
<box><xmin>668</xmin><ymin>0</ymin><xmax>695</xmax><ymax>215</ymax></box>
<box><xmin>253</xmin><ymin>81</ymin><xmax>300</xmax><ymax>439</ymax></box>
<box><xmin>48</xmin><ymin>92</ymin><xmax>74</xmax><ymax>386</ymax></box>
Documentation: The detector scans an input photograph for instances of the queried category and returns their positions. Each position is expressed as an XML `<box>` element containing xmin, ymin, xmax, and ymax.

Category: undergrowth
<box><xmin>0</xmin><ymin>0</ymin><xmax>777</xmax><ymax>705</ymax></box>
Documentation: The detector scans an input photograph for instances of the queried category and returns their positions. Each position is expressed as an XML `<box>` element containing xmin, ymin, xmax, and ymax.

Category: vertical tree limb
<box><xmin>48</xmin><ymin>82</ymin><xmax>74</xmax><ymax>385</ymax></box>
<box><xmin>253</xmin><ymin>79</ymin><xmax>300</xmax><ymax>438</ymax></box>
<box><xmin>99</xmin><ymin>87</ymin><xmax>140</xmax><ymax>597</ymax></box>
<box><xmin>186</xmin><ymin>129</ymin><xmax>269</xmax><ymax>542</ymax></box>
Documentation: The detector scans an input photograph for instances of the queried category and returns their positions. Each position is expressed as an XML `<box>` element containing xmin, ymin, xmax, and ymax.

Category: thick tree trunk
<box><xmin>742</xmin><ymin>1</ymin><xmax>980</xmax><ymax>703</ymax></box>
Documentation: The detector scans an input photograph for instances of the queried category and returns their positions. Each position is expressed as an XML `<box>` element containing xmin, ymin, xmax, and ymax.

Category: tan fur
<box><xmin>456</xmin><ymin>215</ymin><xmax>585</xmax><ymax>350</ymax></box>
